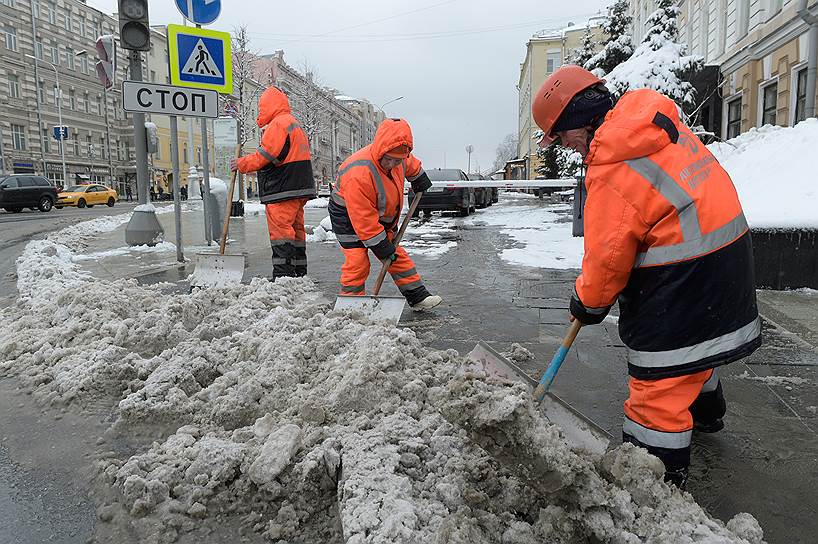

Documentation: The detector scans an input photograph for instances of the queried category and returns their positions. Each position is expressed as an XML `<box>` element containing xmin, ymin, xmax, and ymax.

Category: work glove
<box><xmin>370</xmin><ymin>236</ymin><xmax>397</xmax><ymax>261</ymax></box>
<box><xmin>410</xmin><ymin>172</ymin><xmax>433</xmax><ymax>193</ymax></box>
<box><xmin>569</xmin><ymin>292</ymin><xmax>610</xmax><ymax>325</ymax></box>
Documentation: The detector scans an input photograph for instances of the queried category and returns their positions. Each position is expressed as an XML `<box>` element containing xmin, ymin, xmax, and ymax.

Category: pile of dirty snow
<box><xmin>709</xmin><ymin>119</ymin><xmax>818</xmax><ymax>229</ymax></box>
<box><xmin>0</xmin><ymin>215</ymin><xmax>766</xmax><ymax>543</ymax></box>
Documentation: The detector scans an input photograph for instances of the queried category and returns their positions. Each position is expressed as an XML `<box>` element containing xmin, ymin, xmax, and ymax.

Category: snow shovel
<box><xmin>190</xmin><ymin>145</ymin><xmax>245</xmax><ymax>289</ymax></box>
<box><xmin>334</xmin><ymin>191</ymin><xmax>425</xmax><ymax>324</ymax></box>
<box><xmin>467</xmin><ymin>321</ymin><xmax>611</xmax><ymax>456</ymax></box>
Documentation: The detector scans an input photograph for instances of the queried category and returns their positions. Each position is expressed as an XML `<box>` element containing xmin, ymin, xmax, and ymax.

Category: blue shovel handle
<box><xmin>533</xmin><ymin>320</ymin><xmax>583</xmax><ymax>403</ymax></box>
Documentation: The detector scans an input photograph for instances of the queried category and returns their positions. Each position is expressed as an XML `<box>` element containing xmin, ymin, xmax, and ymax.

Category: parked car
<box><xmin>467</xmin><ymin>173</ymin><xmax>497</xmax><ymax>208</ymax></box>
<box><xmin>409</xmin><ymin>168</ymin><xmax>475</xmax><ymax>217</ymax></box>
<box><xmin>0</xmin><ymin>174</ymin><xmax>58</xmax><ymax>213</ymax></box>
<box><xmin>56</xmin><ymin>184</ymin><xmax>118</xmax><ymax>208</ymax></box>
<box><xmin>316</xmin><ymin>179</ymin><xmax>332</xmax><ymax>197</ymax></box>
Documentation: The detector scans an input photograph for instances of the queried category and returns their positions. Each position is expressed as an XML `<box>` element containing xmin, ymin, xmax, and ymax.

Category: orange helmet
<box><xmin>532</xmin><ymin>65</ymin><xmax>603</xmax><ymax>146</ymax></box>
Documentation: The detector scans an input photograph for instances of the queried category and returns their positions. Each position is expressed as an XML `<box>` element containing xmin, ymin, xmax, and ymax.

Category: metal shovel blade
<box><xmin>468</xmin><ymin>341</ymin><xmax>611</xmax><ymax>456</ymax></box>
<box><xmin>334</xmin><ymin>295</ymin><xmax>406</xmax><ymax>325</ymax></box>
<box><xmin>190</xmin><ymin>253</ymin><xmax>246</xmax><ymax>288</ymax></box>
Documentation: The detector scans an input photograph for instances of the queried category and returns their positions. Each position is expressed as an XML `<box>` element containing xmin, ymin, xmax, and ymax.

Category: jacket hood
<box><xmin>586</xmin><ymin>89</ymin><xmax>682</xmax><ymax>166</ymax></box>
<box><xmin>370</xmin><ymin>119</ymin><xmax>414</xmax><ymax>161</ymax></box>
<box><xmin>256</xmin><ymin>87</ymin><xmax>291</xmax><ymax>128</ymax></box>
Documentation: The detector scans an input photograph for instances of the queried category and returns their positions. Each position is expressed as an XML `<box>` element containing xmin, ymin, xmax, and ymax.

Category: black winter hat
<box><xmin>552</xmin><ymin>85</ymin><xmax>615</xmax><ymax>132</ymax></box>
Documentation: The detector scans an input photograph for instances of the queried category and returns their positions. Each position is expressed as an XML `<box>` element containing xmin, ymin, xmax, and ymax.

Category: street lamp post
<box><xmin>27</xmin><ymin>54</ymin><xmax>67</xmax><ymax>185</ymax></box>
<box><xmin>377</xmin><ymin>96</ymin><xmax>404</xmax><ymax>115</ymax></box>
<box><xmin>466</xmin><ymin>144</ymin><xmax>474</xmax><ymax>174</ymax></box>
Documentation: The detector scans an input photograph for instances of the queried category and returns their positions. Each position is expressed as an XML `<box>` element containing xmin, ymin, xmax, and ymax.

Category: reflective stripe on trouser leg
<box><xmin>339</xmin><ymin>247</ymin><xmax>370</xmax><ymax>295</ymax></box>
<box><xmin>689</xmin><ymin>368</ymin><xmax>726</xmax><ymax>424</ymax></box>
<box><xmin>272</xmin><ymin>243</ymin><xmax>297</xmax><ymax>278</ymax></box>
<box><xmin>389</xmin><ymin>247</ymin><xmax>429</xmax><ymax>305</ymax></box>
<box><xmin>293</xmin><ymin>200</ymin><xmax>307</xmax><ymax>276</ymax></box>
<box><xmin>622</xmin><ymin>369</ymin><xmax>712</xmax><ymax>471</ymax></box>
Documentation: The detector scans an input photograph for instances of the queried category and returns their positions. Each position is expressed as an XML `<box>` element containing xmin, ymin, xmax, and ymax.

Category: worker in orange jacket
<box><xmin>231</xmin><ymin>86</ymin><xmax>315</xmax><ymax>279</ymax></box>
<box><xmin>328</xmin><ymin>118</ymin><xmax>442</xmax><ymax>311</ymax></box>
<box><xmin>532</xmin><ymin>66</ymin><xmax>761</xmax><ymax>487</ymax></box>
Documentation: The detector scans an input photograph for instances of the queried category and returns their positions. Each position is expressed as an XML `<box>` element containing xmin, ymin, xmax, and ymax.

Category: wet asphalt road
<box><xmin>0</xmin><ymin>195</ymin><xmax>816</xmax><ymax>543</ymax></box>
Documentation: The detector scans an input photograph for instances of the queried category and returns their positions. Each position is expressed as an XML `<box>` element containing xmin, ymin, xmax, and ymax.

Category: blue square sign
<box><xmin>168</xmin><ymin>24</ymin><xmax>232</xmax><ymax>94</ymax></box>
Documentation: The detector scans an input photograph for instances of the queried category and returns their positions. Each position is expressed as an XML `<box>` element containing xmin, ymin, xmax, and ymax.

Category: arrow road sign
<box><xmin>167</xmin><ymin>24</ymin><xmax>232</xmax><ymax>94</ymax></box>
<box><xmin>122</xmin><ymin>81</ymin><xmax>219</xmax><ymax>118</ymax></box>
<box><xmin>174</xmin><ymin>0</ymin><xmax>221</xmax><ymax>26</ymax></box>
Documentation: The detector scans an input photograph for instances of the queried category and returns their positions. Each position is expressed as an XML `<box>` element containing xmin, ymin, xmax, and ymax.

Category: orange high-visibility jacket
<box><xmin>236</xmin><ymin>87</ymin><xmax>315</xmax><ymax>203</ymax></box>
<box><xmin>328</xmin><ymin>119</ymin><xmax>426</xmax><ymax>258</ymax></box>
<box><xmin>572</xmin><ymin>89</ymin><xmax>760</xmax><ymax>379</ymax></box>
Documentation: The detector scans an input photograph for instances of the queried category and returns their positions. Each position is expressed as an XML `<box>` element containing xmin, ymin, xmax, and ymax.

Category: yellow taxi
<box><xmin>56</xmin><ymin>184</ymin><xmax>119</xmax><ymax>209</ymax></box>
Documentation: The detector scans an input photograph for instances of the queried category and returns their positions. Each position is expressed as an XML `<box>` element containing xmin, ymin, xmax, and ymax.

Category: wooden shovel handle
<box><xmin>372</xmin><ymin>191</ymin><xmax>424</xmax><ymax>296</ymax></box>
<box><xmin>219</xmin><ymin>144</ymin><xmax>243</xmax><ymax>255</ymax></box>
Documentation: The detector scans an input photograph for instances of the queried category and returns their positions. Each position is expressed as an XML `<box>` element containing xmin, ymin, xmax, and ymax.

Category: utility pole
<box><xmin>27</xmin><ymin>56</ymin><xmax>67</xmax><ymax>185</ymax></box>
<box><xmin>466</xmin><ymin>144</ymin><xmax>474</xmax><ymax>174</ymax></box>
<box><xmin>119</xmin><ymin>0</ymin><xmax>164</xmax><ymax>246</ymax></box>
<box><xmin>29</xmin><ymin>1</ymin><xmax>46</xmax><ymax>176</ymax></box>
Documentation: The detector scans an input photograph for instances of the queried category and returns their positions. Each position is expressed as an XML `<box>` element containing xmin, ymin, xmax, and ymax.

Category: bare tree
<box><xmin>492</xmin><ymin>133</ymin><xmax>518</xmax><ymax>173</ymax></box>
<box><xmin>289</xmin><ymin>60</ymin><xmax>331</xmax><ymax>164</ymax></box>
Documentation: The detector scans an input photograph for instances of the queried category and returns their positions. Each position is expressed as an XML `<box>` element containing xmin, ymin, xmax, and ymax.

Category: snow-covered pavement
<box><xmin>0</xmin><ymin>202</ymin><xmax>767</xmax><ymax>543</ymax></box>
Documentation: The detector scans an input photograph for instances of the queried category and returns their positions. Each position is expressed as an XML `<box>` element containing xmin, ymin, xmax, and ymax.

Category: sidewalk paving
<box><xmin>61</xmin><ymin>197</ymin><xmax>818</xmax><ymax>543</ymax></box>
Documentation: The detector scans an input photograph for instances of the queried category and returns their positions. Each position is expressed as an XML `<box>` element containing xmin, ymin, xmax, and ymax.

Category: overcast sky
<box><xmin>88</xmin><ymin>0</ymin><xmax>608</xmax><ymax>172</ymax></box>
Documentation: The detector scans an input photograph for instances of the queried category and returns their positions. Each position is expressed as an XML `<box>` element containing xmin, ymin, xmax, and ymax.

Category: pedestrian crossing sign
<box><xmin>168</xmin><ymin>24</ymin><xmax>232</xmax><ymax>94</ymax></box>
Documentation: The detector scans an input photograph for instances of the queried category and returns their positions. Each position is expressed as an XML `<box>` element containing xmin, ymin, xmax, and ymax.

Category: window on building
<box><xmin>546</xmin><ymin>51</ymin><xmax>561</xmax><ymax>74</ymax></box>
<box><xmin>38</xmin><ymin>79</ymin><xmax>46</xmax><ymax>103</ymax></box>
<box><xmin>32</xmin><ymin>0</ymin><xmax>40</xmax><ymax>18</ymax></box>
<box><xmin>0</xmin><ymin>0</ymin><xmax>16</xmax><ymax>7</ymax></box>
<box><xmin>64</xmin><ymin>11</ymin><xmax>72</xmax><ymax>31</ymax></box>
<box><xmin>96</xmin><ymin>94</ymin><xmax>103</xmax><ymax>116</ymax></box>
<box><xmin>761</xmin><ymin>82</ymin><xmax>777</xmax><ymax>126</ymax></box>
<box><xmin>50</xmin><ymin>43</ymin><xmax>59</xmax><ymax>64</ymax></box>
<box><xmin>726</xmin><ymin>97</ymin><xmax>742</xmax><ymax>138</ymax></box>
<box><xmin>79</xmin><ymin>18</ymin><xmax>86</xmax><ymax>36</ymax></box>
<box><xmin>35</xmin><ymin>39</ymin><xmax>44</xmax><ymax>60</ymax></box>
<box><xmin>69</xmin><ymin>89</ymin><xmax>76</xmax><ymax>110</ymax></box>
<box><xmin>80</xmin><ymin>55</ymin><xmax>88</xmax><ymax>74</ymax></box>
<box><xmin>86</xmin><ymin>135</ymin><xmax>92</xmax><ymax>157</ymax></box>
<box><xmin>8</xmin><ymin>73</ymin><xmax>20</xmax><ymax>98</ymax></box>
<box><xmin>42</xmin><ymin>128</ymin><xmax>49</xmax><ymax>153</ymax></box>
<box><xmin>4</xmin><ymin>25</ymin><xmax>17</xmax><ymax>51</ymax></box>
<box><xmin>11</xmin><ymin>124</ymin><xmax>26</xmax><ymax>150</ymax></box>
<box><xmin>794</xmin><ymin>68</ymin><xmax>808</xmax><ymax>124</ymax></box>
<box><xmin>73</xmin><ymin>138</ymin><xmax>79</xmax><ymax>156</ymax></box>
<box><xmin>100</xmin><ymin>136</ymin><xmax>106</xmax><ymax>159</ymax></box>
<box><xmin>84</xmin><ymin>91</ymin><xmax>89</xmax><ymax>113</ymax></box>
<box><xmin>183</xmin><ymin>145</ymin><xmax>188</xmax><ymax>164</ymax></box>
<box><xmin>66</xmin><ymin>46</ymin><xmax>75</xmax><ymax>69</ymax></box>
<box><xmin>47</xmin><ymin>2</ymin><xmax>56</xmax><ymax>24</ymax></box>
<box><xmin>700</xmin><ymin>6</ymin><xmax>710</xmax><ymax>58</ymax></box>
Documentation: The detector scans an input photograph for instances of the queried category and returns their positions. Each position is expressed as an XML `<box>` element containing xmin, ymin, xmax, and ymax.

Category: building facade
<box><xmin>632</xmin><ymin>0</ymin><xmax>818</xmax><ymax>137</ymax></box>
<box><xmin>516</xmin><ymin>18</ymin><xmax>606</xmax><ymax>177</ymax></box>
<box><xmin>0</xmin><ymin>0</ymin><xmax>134</xmax><ymax>190</ymax></box>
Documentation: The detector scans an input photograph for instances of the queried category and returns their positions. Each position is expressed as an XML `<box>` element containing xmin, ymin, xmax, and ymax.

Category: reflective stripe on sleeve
<box><xmin>625</xmin><ymin>157</ymin><xmax>702</xmax><ymax>241</ymax></box>
<box><xmin>406</xmin><ymin>168</ymin><xmax>425</xmax><ymax>182</ymax></box>
<box><xmin>623</xmin><ymin>416</ymin><xmax>692</xmax><ymax>449</ymax></box>
<box><xmin>628</xmin><ymin>316</ymin><xmax>761</xmax><ymax>368</ymax></box>
<box><xmin>635</xmin><ymin>213</ymin><xmax>748</xmax><ymax>267</ymax></box>
<box><xmin>257</xmin><ymin>145</ymin><xmax>280</xmax><ymax>165</ymax></box>
<box><xmin>362</xmin><ymin>230</ymin><xmax>387</xmax><ymax>247</ymax></box>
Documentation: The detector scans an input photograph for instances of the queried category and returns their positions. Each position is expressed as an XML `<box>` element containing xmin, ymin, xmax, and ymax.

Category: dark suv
<box><xmin>409</xmin><ymin>168</ymin><xmax>475</xmax><ymax>217</ymax></box>
<box><xmin>0</xmin><ymin>175</ymin><xmax>59</xmax><ymax>213</ymax></box>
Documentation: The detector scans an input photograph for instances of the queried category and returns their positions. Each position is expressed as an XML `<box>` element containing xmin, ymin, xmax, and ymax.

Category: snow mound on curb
<box><xmin>0</xmin><ymin>214</ymin><xmax>765</xmax><ymax>543</ymax></box>
<box><xmin>709</xmin><ymin>119</ymin><xmax>818</xmax><ymax>229</ymax></box>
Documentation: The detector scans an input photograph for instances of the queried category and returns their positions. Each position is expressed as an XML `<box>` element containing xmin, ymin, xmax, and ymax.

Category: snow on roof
<box><xmin>532</xmin><ymin>17</ymin><xmax>606</xmax><ymax>39</ymax></box>
<box><xmin>708</xmin><ymin>119</ymin><xmax>818</xmax><ymax>229</ymax></box>
<box><xmin>334</xmin><ymin>95</ymin><xmax>358</xmax><ymax>102</ymax></box>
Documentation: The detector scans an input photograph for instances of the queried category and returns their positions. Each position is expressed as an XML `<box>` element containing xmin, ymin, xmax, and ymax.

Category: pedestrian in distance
<box><xmin>149</xmin><ymin>186</ymin><xmax>156</xmax><ymax>202</ymax></box>
<box><xmin>158</xmin><ymin>185</ymin><xmax>164</xmax><ymax>200</ymax></box>
<box><xmin>328</xmin><ymin>118</ymin><xmax>442</xmax><ymax>311</ymax></box>
<box><xmin>532</xmin><ymin>65</ymin><xmax>761</xmax><ymax>488</ymax></box>
<box><xmin>181</xmin><ymin>185</ymin><xmax>188</xmax><ymax>201</ymax></box>
<box><xmin>231</xmin><ymin>86</ymin><xmax>315</xmax><ymax>279</ymax></box>
<box><xmin>125</xmin><ymin>183</ymin><xmax>133</xmax><ymax>202</ymax></box>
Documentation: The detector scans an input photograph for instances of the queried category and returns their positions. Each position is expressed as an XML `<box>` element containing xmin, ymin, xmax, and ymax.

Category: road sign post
<box><xmin>170</xmin><ymin>116</ymin><xmax>184</xmax><ymax>263</ymax></box>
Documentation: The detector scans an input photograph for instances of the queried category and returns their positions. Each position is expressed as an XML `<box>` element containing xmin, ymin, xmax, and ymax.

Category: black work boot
<box><xmin>691</xmin><ymin>381</ymin><xmax>727</xmax><ymax>434</ymax></box>
<box><xmin>271</xmin><ymin>243</ymin><xmax>298</xmax><ymax>279</ymax></box>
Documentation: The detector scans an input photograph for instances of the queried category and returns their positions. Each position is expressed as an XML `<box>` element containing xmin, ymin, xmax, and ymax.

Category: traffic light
<box><xmin>117</xmin><ymin>0</ymin><xmax>150</xmax><ymax>51</ymax></box>
<box><xmin>94</xmin><ymin>34</ymin><xmax>116</xmax><ymax>89</ymax></box>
